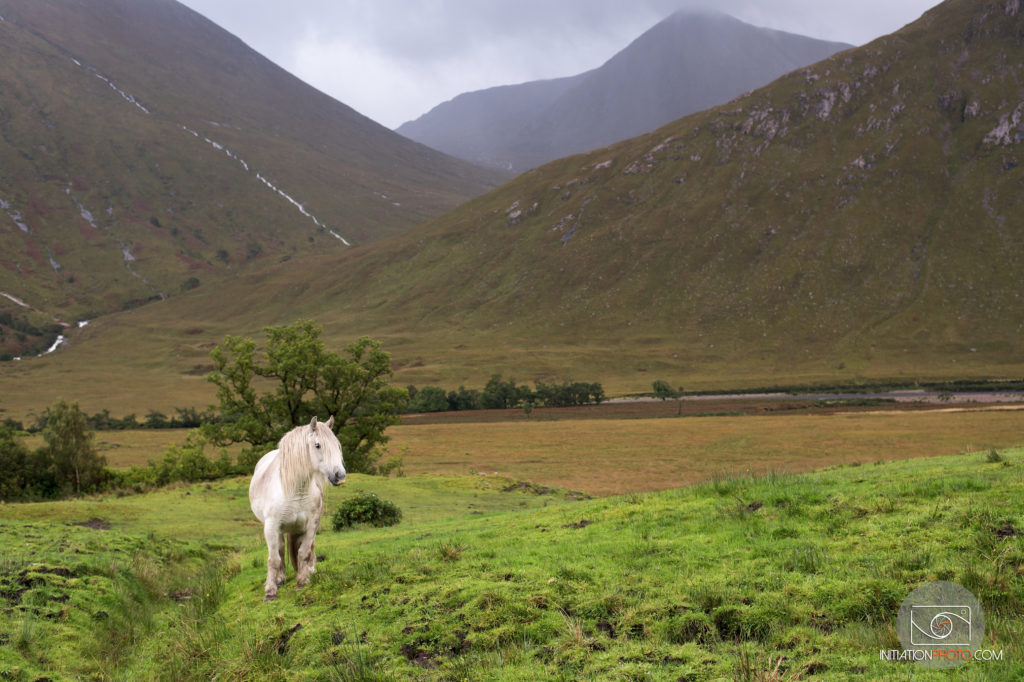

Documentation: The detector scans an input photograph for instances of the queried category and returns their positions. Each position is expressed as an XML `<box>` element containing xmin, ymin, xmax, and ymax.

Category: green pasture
<box><xmin>2</xmin><ymin>450</ymin><xmax>1023</xmax><ymax>680</ymax></box>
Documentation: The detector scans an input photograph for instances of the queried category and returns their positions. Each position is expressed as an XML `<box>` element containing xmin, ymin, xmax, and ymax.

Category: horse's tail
<box><xmin>287</xmin><ymin>533</ymin><xmax>300</xmax><ymax>571</ymax></box>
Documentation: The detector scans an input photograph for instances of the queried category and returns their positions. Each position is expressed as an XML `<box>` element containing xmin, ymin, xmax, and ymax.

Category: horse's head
<box><xmin>308</xmin><ymin>416</ymin><xmax>346</xmax><ymax>486</ymax></box>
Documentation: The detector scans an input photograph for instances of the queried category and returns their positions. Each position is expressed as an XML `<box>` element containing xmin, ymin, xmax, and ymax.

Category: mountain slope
<box><xmin>223</xmin><ymin>0</ymin><xmax>1024</xmax><ymax>385</ymax></box>
<box><xmin>0</xmin><ymin>0</ymin><xmax>506</xmax><ymax>355</ymax></box>
<box><xmin>397</xmin><ymin>11</ymin><xmax>851</xmax><ymax>172</ymax></box>
<box><xmin>2</xmin><ymin>0</ymin><xmax>1024</xmax><ymax>417</ymax></box>
<box><xmin>395</xmin><ymin>75</ymin><xmax>585</xmax><ymax>171</ymax></box>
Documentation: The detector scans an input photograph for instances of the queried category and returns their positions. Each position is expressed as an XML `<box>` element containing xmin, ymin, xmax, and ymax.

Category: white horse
<box><xmin>249</xmin><ymin>416</ymin><xmax>346</xmax><ymax>601</ymax></box>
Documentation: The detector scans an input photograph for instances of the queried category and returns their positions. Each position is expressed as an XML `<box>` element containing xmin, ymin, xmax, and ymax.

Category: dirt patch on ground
<box><xmin>72</xmin><ymin>518</ymin><xmax>110</xmax><ymax>530</ymax></box>
<box><xmin>400</xmin><ymin>630</ymin><xmax>469</xmax><ymax>668</ymax></box>
<box><xmin>274</xmin><ymin>623</ymin><xmax>303</xmax><ymax>655</ymax></box>
<box><xmin>502</xmin><ymin>480</ymin><xmax>557</xmax><ymax>495</ymax></box>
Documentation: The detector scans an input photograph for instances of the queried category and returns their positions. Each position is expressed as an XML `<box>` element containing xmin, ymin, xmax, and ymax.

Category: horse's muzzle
<box><xmin>329</xmin><ymin>471</ymin><xmax>346</xmax><ymax>485</ymax></box>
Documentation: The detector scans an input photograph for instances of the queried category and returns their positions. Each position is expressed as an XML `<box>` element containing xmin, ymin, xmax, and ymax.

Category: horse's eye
<box><xmin>315</xmin><ymin>442</ymin><xmax>321</xmax><ymax>449</ymax></box>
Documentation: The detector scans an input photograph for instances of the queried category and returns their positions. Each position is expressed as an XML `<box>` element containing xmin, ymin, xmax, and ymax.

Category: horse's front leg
<box><xmin>263</xmin><ymin>522</ymin><xmax>285</xmax><ymax>601</ymax></box>
<box><xmin>296</xmin><ymin>500</ymin><xmax>322</xmax><ymax>588</ymax></box>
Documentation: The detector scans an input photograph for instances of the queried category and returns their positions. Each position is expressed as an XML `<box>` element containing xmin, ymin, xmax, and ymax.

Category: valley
<box><xmin>1</xmin><ymin>0</ymin><xmax>1023</xmax><ymax>679</ymax></box>
<box><xmin>5</xmin><ymin>0</ymin><xmax>1022</xmax><ymax>419</ymax></box>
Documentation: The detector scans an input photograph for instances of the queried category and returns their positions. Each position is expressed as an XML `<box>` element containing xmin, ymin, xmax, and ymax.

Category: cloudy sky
<box><xmin>177</xmin><ymin>0</ymin><xmax>939</xmax><ymax>129</ymax></box>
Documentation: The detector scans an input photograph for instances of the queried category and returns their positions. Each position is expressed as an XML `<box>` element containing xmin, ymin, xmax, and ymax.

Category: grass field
<box><xmin>1</xmin><ymin>449</ymin><xmax>1022</xmax><ymax>680</ymax></box>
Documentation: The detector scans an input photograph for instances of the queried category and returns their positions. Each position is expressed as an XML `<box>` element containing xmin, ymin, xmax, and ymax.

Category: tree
<box><xmin>203</xmin><ymin>320</ymin><xmax>408</xmax><ymax>473</ymax></box>
<box><xmin>532</xmin><ymin>380</ymin><xmax>606</xmax><ymax>407</ymax></box>
<box><xmin>481</xmin><ymin>374</ymin><xmax>523</xmax><ymax>409</ymax></box>
<box><xmin>144</xmin><ymin>410</ymin><xmax>169</xmax><ymax>429</ymax></box>
<box><xmin>407</xmin><ymin>386</ymin><xmax>449</xmax><ymax>413</ymax></box>
<box><xmin>42</xmin><ymin>398</ymin><xmax>106</xmax><ymax>495</ymax></box>
<box><xmin>446</xmin><ymin>386</ymin><xmax>480</xmax><ymax>411</ymax></box>
<box><xmin>0</xmin><ymin>425</ymin><xmax>58</xmax><ymax>501</ymax></box>
<box><xmin>653</xmin><ymin>380</ymin><xmax>685</xmax><ymax>416</ymax></box>
<box><xmin>0</xmin><ymin>425</ymin><xmax>32</xmax><ymax>500</ymax></box>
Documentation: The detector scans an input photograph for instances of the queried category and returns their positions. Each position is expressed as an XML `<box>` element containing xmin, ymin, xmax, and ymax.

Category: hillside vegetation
<box><xmin>1</xmin><ymin>451</ymin><xmax>1021</xmax><ymax>679</ymax></box>
<box><xmin>0</xmin><ymin>0</ymin><xmax>505</xmax><ymax>354</ymax></box>
<box><xmin>340</xmin><ymin>0</ymin><xmax>1024</xmax><ymax>388</ymax></box>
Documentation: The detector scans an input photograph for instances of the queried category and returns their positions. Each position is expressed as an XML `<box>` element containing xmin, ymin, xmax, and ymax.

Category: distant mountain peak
<box><xmin>397</xmin><ymin>11</ymin><xmax>851</xmax><ymax>172</ymax></box>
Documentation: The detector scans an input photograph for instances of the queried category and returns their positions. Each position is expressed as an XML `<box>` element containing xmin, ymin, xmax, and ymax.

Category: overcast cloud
<box><xmin>176</xmin><ymin>0</ymin><xmax>939</xmax><ymax>129</ymax></box>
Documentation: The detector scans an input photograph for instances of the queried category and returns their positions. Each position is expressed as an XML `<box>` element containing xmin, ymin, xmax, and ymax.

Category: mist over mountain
<box><xmin>0</xmin><ymin>0</ymin><xmax>505</xmax><ymax>357</ymax></box>
<box><xmin>397</xmin><ymin>11</ymin><xmax>852</xmax><ymax>172</ymax></box>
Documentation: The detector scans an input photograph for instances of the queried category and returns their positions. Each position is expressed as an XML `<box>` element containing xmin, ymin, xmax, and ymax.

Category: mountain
<box><xmin>397</xmin><ymin>11</ymin><xmax>852</xmax><ymax>172</ymax></box>
<box><xmin>0</xmin><ymin>0</ymin><xmax>506</xmax><ymax>357</ymax></box>
<box><xmin>3</xmin><ymin>0</ymin><xmax>1024</xmax><ymax>419</ymax></box>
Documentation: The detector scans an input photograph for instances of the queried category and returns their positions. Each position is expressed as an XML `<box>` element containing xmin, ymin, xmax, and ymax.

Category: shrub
<box><xmin>332</xmin><ymin>492</ymin><xmax>402</xmax><ymax>530</ymax></box>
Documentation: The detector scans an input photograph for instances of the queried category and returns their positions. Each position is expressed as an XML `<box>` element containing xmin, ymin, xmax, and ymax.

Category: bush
<box><xmin>331</xmin><ymin>492</ymin><xmax>402</xmax><ymax>530</ymax></box>
<box><xmin>0</xmin><ymin>425</ymin><xmax>59</xmax><ymax>501</ymax></box>
<box><xmin>113</xmin><ymin>433</ymin><xmax>243</xmax><ymax>492</ymax></box>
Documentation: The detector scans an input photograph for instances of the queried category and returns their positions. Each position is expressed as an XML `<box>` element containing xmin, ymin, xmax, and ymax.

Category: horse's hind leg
<box><xmin>287</xmin><ymin>533</ymin><xmax>300</xmax><ymax>576</ymax></box>
<box><xmin>277</xmin><ymin>541</ymin><xmax>287</xmax><ymax>586</ymax></box>
<box><xmin>263</xmin><ymin>523</ymin><xmax>285</xmax><ymax>601</ymax></box>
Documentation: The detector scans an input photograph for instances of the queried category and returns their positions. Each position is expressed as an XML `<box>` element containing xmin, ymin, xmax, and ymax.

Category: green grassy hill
<box><xmin>0</xmin><ymin>0</ymin><xmax>506</xmax><ymax>355</ymax></box>
<box><xmin>1</xmin><ymin>452</ymin><xmax>1022</xmax><ymax>679</ymax></box>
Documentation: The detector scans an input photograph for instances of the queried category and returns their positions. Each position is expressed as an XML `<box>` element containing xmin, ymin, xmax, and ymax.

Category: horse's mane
<box><xmin>277</xmin><ymin>421</ymin><xmax>327</xmax><ymax>496</ymax></box>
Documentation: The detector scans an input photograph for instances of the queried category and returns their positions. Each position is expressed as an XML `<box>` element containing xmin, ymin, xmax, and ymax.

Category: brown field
<box><xmin>44</xmin><ymin>402</ymin><xmax>1024</xmax><ymax>497</ymax></box>
<box><xmin>391</xmin><ymin>406</ymin><xmax>1024</xmax><ymax>495</ymax></box>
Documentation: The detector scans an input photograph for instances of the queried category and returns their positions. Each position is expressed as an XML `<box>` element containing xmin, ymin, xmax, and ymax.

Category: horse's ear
<box><xmin>326</xmin><ymin>416</ymin><xmax>334</xmax><ymax>430</ymax></box>
<box><xmin>309</xmin><ymin>416</ymin><xmax>318</xmax><ymax>428</ymax></box>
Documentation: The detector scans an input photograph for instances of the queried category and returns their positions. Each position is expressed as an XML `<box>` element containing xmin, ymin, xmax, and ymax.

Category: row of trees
<box><xmin>407</xmin><ymin>375</ymin><xmax>605</xmax><ymax>413</ymax></box>
<box><xmin>0</xmin><ymin>403</ymin><xmax>257</xmax><ymax>502</ymax></box>
<box><xmin>3</xmin><ymin>407</ymin><xmax>215</xmax><ymax>433</ymax></box>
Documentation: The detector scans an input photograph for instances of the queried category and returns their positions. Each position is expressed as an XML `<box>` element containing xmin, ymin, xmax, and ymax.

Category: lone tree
<box><xmin>42</xmin><ymin>398</ymin><xmax>106</xmax><ymax>495</ymax></box>
<box><xmin>652</xmin><ymin>380</ymin><xmax>685</xmax><ymax>416</ymax></box>
<box><xmin>203</xmin><ymin>320</ymin><xmax>407</xmax><ymax>473</ymax></box>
